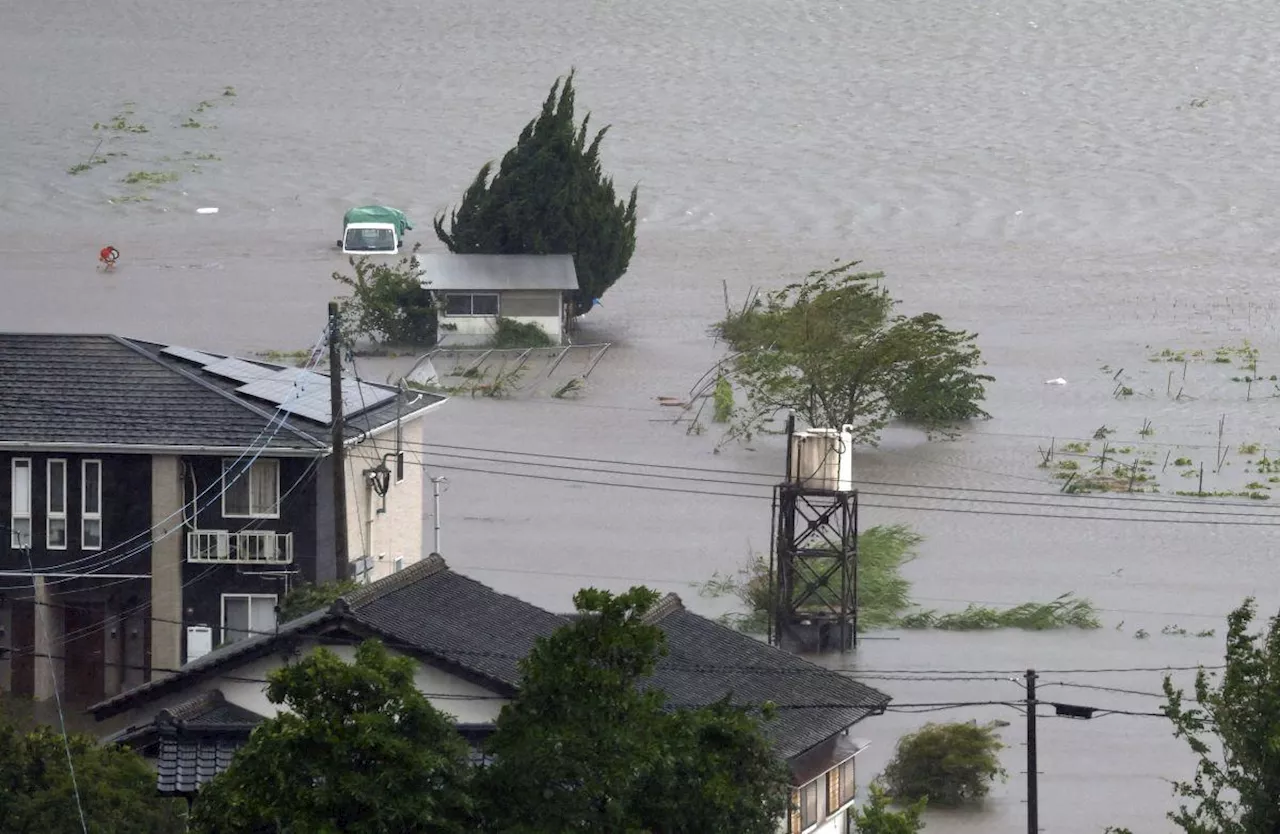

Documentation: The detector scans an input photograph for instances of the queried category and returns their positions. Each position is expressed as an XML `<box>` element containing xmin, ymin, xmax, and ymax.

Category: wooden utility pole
<box><xmin>328</xmin><ymin>302</ymin><xmax>349</xmax><ymax>579</ymax></box>
<box><xmin>1026</xmin><ymin>668</ymin><xmax>1039</xmax><ymax>834</ymax></box>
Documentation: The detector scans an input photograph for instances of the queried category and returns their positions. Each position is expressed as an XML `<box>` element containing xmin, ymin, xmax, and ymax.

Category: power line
<box><xmin>403</xmin><ymin>453</ymin><xmax>1280</xmax><ymax>527</ymax></box>
<box><xmin>402</xmin><ymin>439</ymin><xmax>1280</xmax><ymax>512</ymax></box>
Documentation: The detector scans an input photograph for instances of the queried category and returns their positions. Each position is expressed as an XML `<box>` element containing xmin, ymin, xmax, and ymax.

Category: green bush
<box><xmin>881</xmin><ymin>721</ymin><xmax>1007</xmax><ymax>806</ymax></box>
<box><xmin>492</xmin><ymin>317</ymin><xmax>554</xmax><ymax>348</ymax></box>
<box><xmin>332</xmin><ymin>249</ymin><xmax>437</xmax><ymax>347</ymax></box>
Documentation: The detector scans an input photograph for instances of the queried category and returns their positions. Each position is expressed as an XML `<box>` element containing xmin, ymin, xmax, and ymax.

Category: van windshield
<box><xmin>344</xmin><ymin>228</ymin><xmax>397</xmax><ymax>252</ymax></box>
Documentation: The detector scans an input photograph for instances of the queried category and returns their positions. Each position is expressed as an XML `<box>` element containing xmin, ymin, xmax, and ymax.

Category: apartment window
<box><xmin>791</xmin><ymin>779</ymin><xmax>822</xmax><ymax>833</ymax></box>
<box><xmin>221</xmin><ymin>594</ymin><xmax>278</xmax><ymax>644</ymax></box>
<box><xmin>443</xmin><ymin>293</ymin><xmax>499</xmax><ymax>317</ymax></box>
<box><xmin>827</xmin><ymin>756</ymin><xmax>856</xmax><ymax>812</ymax></box>
<box><xmin>82</xmin><ymin>460</ymin><xmax>103</xmax><ymax>550</ymax></box>
<box><xmin>10</xmin><ymin>458</ymin><xmax>31</xmax><ymax>548</ymax></box>
<box><xmin>46</xmin><ymin>459</ymin><xmax>67</xmax><ymax>550</ymax></box>
<box><xmin>395</xmin><ymin>451</ymin><xmax>405</xmax><ymax>483</ymax></box>
<box><xmin>222</xmin><ymin>458</ymin><xmax>280</xmax><ymax>518</ymax></box>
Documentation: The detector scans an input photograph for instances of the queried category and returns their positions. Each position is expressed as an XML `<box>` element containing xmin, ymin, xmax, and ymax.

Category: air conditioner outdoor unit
<box><xmin>186</xmin><ymin>625</ymin><xmax>213</xmax><ymax>664</ymax></box>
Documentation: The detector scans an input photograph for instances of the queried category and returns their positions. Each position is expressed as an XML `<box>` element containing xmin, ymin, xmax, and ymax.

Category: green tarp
<box><xmin>343</xmin><ymin>205</ymin><xmax>413</xmax><ymax>235</ymax></box>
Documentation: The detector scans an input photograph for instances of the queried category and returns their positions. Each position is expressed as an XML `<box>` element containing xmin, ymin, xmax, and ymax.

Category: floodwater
<box><xmin>4</xmin><ymin>0</ymin><xmax>1280</xmax><ymax>830</ymax></box>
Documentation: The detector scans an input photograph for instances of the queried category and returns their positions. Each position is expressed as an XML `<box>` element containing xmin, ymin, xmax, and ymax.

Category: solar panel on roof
<box><xmin>234</xmin><ymin>367</ymin><xmax>396</xmax><ymax>425</ymax></box>
<box><xmin>202</xmin><ymin>358</ymin><xmax>279</xmax><ymax>385</ymax></box>
<box><xmin>161</xmin><ymin>345</ymin><xmax>222</xmax><ymax>366</ymax></box>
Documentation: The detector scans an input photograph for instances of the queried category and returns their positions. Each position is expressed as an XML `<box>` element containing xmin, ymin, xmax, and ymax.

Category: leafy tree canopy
<box><xmin>277</xmin><ymin>578</ymin><xmax>361</xmax><ymax>622</ymax></box>
<box><xmin>332</xmin><ymin>245</ymin><xmax>436</xmax><ymax>347</ymax></box>
<box><xmin>0</xmin><ymin>715</ymin><xmax>185</xmax><ymax>834</ymax></box>
<box><xmin>1162</xmin><ymin>597</ymin><xmax>1280</xmax><ymax>834</ymax></box>
<box><xmin>714</xmin><ymin>260</ymin><xmax>992</xmax><ymax>445</ymax></box>
<box><xmin>477</xmin><ymin>586</ymin><xmax>790</xmax><ymax>833</ymax></box>
<box><xmin>189</xmin><ymin>640</ymin><xmax>473</xmax><ymax>834</ymax></box>
<box><xmin>853</xmin><ymin>783</ymin><xmax>928</xmax><ymax>834</ymax></box>
<box><xmin>434</xmin><ymin>70</ymin><xmax>639</xmax><ymax>316</ymax></box>
<box><xmin>880</xmin><ymin>720</ymin><xmax>1006</xmax><ymax>806</ymax></box>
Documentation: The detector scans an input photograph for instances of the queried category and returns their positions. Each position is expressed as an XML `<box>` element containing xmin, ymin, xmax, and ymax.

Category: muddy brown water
<box><xmin>5</xmin><ymin>0</ymin><xmax>1280</xmax><ymax>829</ymax></box>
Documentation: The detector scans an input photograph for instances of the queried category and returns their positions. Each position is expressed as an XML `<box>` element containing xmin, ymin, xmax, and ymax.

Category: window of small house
<box><xmin>222</xmin><ymin>458</ymin><xmax>281</xmax><ymax>518</ymax></box>
<box><xmin>827</xmin><ymin>756</ymin><xmax>856</xmax><ymax>812</ymax></box>
<box><xmin>444</xmin><ymin>293</ymin><xmax>499</xmax><ymax>316</ymax></box>
<box><xmin>791</xmin><ymin>778</ymin><xmax>822</xmax><ymax>832</ymax></box>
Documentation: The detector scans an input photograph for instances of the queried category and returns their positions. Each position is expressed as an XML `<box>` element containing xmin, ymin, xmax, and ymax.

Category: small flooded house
<box><xmin>418</xmin><ymin>254</ymin><xmax>579</xmax><ymax>346</ymax></box>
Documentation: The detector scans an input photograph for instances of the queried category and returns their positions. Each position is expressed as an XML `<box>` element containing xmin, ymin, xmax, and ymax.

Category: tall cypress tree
<box><xmin>434</xmin><ymin>71</ymin><xmax>639</xmax><ymax>316</ymax></box>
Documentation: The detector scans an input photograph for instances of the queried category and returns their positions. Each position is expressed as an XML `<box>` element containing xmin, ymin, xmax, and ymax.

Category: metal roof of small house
<box><xmin>0</xmin><ymin>334</ymin><xmax>445</xmax><ymax>454</ymax></box>
<box><xmin>91</xmin><ymin>557</ymin><xmax>889</xmax><ymax>763</ymax></box>
<box><xmin>418</xmin><ymin>254</ymin><xmax>578</xmax><ymax>292</ymax></box>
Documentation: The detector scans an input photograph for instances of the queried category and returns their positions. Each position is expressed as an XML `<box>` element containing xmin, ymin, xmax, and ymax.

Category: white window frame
<box><xmin>46</xmin><ymin>459</ymin><xmax>67</xmax><ymax>551</ymax></box>
<box><xmin>82</xmin><ymin>459</ymin><xmax>103</xmax><ymax>551</ymax></box>
<box><xmin>220</xmin><ymin>593</ymin><xmax>278</xmax><ymax>644</ymax></box>
<box><xmin>10</xmin><ymin>458</ymin><xmax>32</xmax><ymax>549</ymax></box>
<box><xmin>221</xmin><ymin>458</ymin><xmax>281</xmax><ymax>519</ymax></box>
<box><xmin>443</xmin><ymin>292</ymin><xmax>499</xmax><ymax>317</ymax></box>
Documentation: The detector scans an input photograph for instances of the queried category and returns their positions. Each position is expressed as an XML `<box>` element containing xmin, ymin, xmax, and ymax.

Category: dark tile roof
<box><xmin>0</xmin><ymin>334</ymin><xmax>444</xmax><ymax>452</ymax></box>
<box><xmin>92</xmin><ymin>561</ymin><xmax>888</xmax><ymax>764</ymax></box>
<box><xmin>341</xmin><ymin>555</ymin><xmax>571</xmax><ymax>688</ymax></box>
<box><xmin>101</xmin><ymin>688</ymin><xmax>265</xmax><ymax>746</ymax></box>
<box><xmin>642</xmin><ymin>595</ymin><xmax>891</xmax><ymax>760</ymax></box>
<box><xmin>156</xmin><ymin>736</ymin><xmax>245</xmax><ymax>796</ymax></box>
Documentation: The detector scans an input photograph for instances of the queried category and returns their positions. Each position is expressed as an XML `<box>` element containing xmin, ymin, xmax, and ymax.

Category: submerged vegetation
<box><xmin>73</xmin><ymin>90</ymin><xmax>235</xmax><ymax>202</ymax></box>
<box><xmin>697</xmin><ymin>524</ymin><xmax>1099</xmax><ymax>633</ymax></box>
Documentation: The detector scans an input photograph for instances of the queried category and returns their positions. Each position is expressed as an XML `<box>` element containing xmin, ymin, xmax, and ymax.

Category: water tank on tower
<box><xmin>787</xmin><ymin>425</ymin><xmax>854</xmax><ymax>492</ymax></box>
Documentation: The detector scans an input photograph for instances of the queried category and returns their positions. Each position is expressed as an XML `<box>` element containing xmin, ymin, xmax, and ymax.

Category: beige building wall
<box><xmin>150</xmin><ymin>455</ymin><xmax>184</xmax><ymax>678</ymax></box>
<box><xmin>342</xmin><ymin>417</ymin><xmax>426</xmax><ymax>583</ymax></box>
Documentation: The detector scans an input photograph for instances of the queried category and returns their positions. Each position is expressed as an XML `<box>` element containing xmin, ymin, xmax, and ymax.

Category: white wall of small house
<box><xmin>436</xmin><ymin>288</ymin><xmax>567</xmax><ymax>345</ymax></box>
<box><xmin>342</xmin><ymin>416</ymin><xmax>426</xmax><ymax>583</ymax></box>
<box><xmin>106</xmin><ymin>638</ymin><xmax>509</xmax><ymax>734</ymax></box>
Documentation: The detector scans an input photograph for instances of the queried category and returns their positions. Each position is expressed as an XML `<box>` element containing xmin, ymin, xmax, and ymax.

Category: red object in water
<box><xmin>99</xmin><ymin>246</ymin><xmax>120</xmax><ymax>268</ymax></box>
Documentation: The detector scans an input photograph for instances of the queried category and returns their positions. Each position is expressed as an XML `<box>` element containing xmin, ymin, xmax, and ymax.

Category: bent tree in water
<box><xmin>713</xmin><ymin>260</ymin><xmax>992</xmax><ymax>445</ymax></box>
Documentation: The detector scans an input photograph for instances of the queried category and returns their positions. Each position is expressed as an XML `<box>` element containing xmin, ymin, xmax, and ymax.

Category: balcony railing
<box><xmin>187</xmin><ymin>530</ymin><xmax>294</xmax><ymax>564</ymax></box>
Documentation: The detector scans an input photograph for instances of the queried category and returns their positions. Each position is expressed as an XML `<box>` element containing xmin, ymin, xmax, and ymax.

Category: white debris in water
<box><xmin>1044</xmin><ymin>377</ymin><xmax>1067</xmax><ymax>385</ymax></box>
<box><xmin>196</xmin><ymin>207</ymin><xmax>218</xmax><ymax>214</ymax></box>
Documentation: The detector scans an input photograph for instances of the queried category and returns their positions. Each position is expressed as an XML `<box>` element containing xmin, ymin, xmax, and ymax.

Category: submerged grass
<box><xmin>899</xmin><ymin>594</ymin><xmax>1101</xmax><ymax>630</ymax></box>
<box><xmin>698</xmin><ymin>525</ymin><xmax>1098</xmax><ymax>632</ymax></box>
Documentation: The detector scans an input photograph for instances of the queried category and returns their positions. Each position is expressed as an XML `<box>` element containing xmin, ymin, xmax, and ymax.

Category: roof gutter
<box><xmin>344</xmin><ymin>397</ymin><xmax>447</xmax><ymax>447</ymax></box>
<box><xmin>0</xmin><ymin>442</ymin><xmax>323</xmax><ymax>457</ymax></box>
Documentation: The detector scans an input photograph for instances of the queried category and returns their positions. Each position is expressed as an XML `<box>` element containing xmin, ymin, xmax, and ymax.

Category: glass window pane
<box><xmin>251</xmin><ymin>461</ymin><xmax>279</xmax><ymax>515</ymax></box>
<box><xmin>12</xmin><ymin>460</ymin><xmax>31</xmax><ymax>514</ymax></box>
<box><xmin>473</xmin><ymin>294</ymin><xmax>499</xmax><ymax>316</ymax></box>
<box><xmin>250</xmin><ymin>596</ymin><xmax>278</xmax><ymax>634</ymax></box>
<box><xmin>223</xmin><ymin>460</ymin><xmax>251</xmax><ymax>516</ymax></box>
<box><xmin>83</xmin><ymin>518</ymin><xmax>102</xmax><ymax>549</ymax></box>
<box><xmin>445</xmin><ymin>294</ymin><xmax>471</xmax><ymax>316</ymax></box>
<box><xmin>48</xmin><ymin>461</ymin><xmax>66</xmax><ymax>513</ymax></box>
<box><xmin>83</xmin><ymin>461</ymin><xmax>101</xmax><ymax>514</ymax></box>
<box><xmin>48</xmin><ymin>518</ymin><xmax>67</xmax><ymax>548</ymax></box>
<box><xmin>11</xmin><ymin>518</ymin><xmax>31</xmax><ymax>549</ymax></box>
<box><xmin>224</xmin><ymin>598</ymin><xmax>249</xmax><ymax>642</ymax></box>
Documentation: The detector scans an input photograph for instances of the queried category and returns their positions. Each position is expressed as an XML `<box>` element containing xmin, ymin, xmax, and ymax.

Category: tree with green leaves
<box><xmin>713</xmin><ymin>260</ymin><xmax>992</xmax><ymax>445</ymax></box>
<box><xmin>332</xmin><ymin>245</ymin><xmax>436</xmax><ymax>347</ymax></box>
<box><xmin>189</xmin><ymin>640</ymin><xmax>473</xmax><ymax>834</ymax></box>
<box><xmin>880</xmin><ymin>721</ymin><xmax>1006</xmax><ymax>806</ymax></box>
<box><xmin>434</xmin><ymin>71</ymin><xmax>639</xmax><ymax>316</ymax></box>
<box><xmin>0</xmin><ymin>716</ymin><xmax>185</xmax><ymax>834</ymax></box>
<box><xmin>853</xmin><ymin>783</ymin><xmax>927</xmax><ymax>834</ymax></box>
<box><xmin>1161</xmin><ymin>597</ymin><xmax>1280</xmax><ymax>833</ymax></box>
<box><xmin>277</xmin><ymin>578</ymin><xmax>361</xmax><ymax>622</ymax></box>
<box><xmin>477</xmin><ymin>586</ymin><xmax>789</xmax><ymax>833</ymax></box>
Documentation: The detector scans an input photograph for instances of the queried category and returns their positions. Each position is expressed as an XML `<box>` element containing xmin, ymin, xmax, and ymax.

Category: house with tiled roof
<box><xmin>0</xmin><ymin>333</ymin><xmax>446</xmax><ymax>704</ymax></box>
<box><xmin>90</xmin><ymin>555</ymin><xmax>890</xmax><ymax>833</ymax></box>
